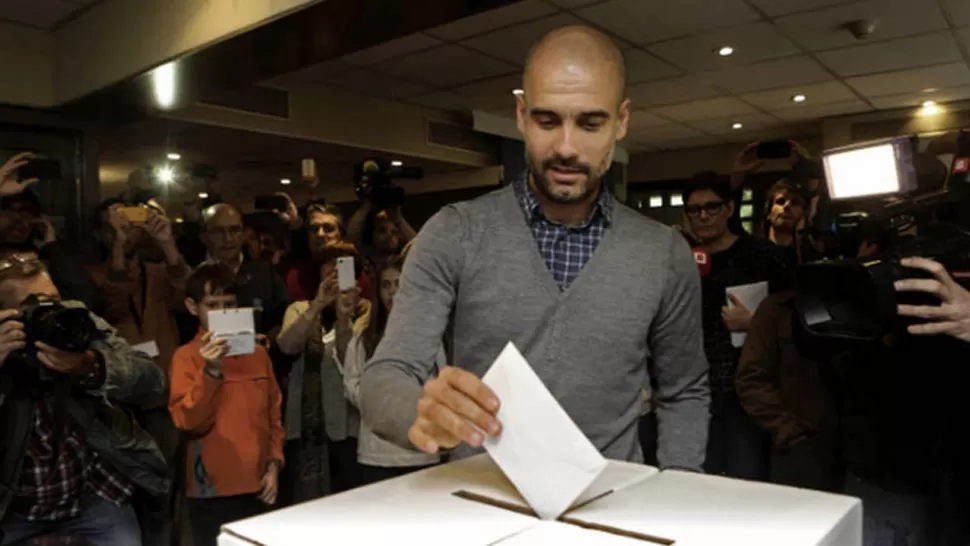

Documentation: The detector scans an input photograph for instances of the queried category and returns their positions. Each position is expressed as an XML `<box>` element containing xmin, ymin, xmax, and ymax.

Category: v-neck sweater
<box><xmin>359</xmin><ymin>185</ymin><xmax>710</xmax><ymax>470</ymax></box>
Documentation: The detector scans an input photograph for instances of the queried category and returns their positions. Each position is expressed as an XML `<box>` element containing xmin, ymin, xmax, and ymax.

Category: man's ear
<box><xmin>615</xmin><ymin>98</ymin><xmax>632</xmax><ymax>142</ymax></box>
<box><xmin>185</xmin><ymin>298</ymin><xmax>199</xmax><ymax>318</ymax></box>
<box><xmin>727</xmin><ymin>201</ymin><xmax>736</xmax><ymax>218</ymax></box>
<box><xmin>515</xmin><ymin>93</ymin><xmax>527</xmax><ymax>136</ymax></box>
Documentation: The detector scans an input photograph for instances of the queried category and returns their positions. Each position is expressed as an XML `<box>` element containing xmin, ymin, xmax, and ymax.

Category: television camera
<box><xmin>795</xmin><ymin>130</ymin><xmax>970</xmax><ymax>341</ymax></box>
<box><xmin>354</xmin><ymin>158</ymin><xmax>423</xmax><ymax>207</ymax></box>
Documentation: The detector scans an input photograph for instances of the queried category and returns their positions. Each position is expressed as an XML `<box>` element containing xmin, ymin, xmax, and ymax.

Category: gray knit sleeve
<box><xmin>359</xmin><ymin>205</ymin><xmax>465</xmax><ymax>449</ymax></box>
<box><xmin>649</xmin><ymin>231</ymin><xmax>711</xmax><ymax>471</ymax></box>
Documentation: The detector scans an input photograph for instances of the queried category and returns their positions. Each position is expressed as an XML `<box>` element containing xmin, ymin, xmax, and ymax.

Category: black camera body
<box><xmin>354</xmin><ymin>159</ymin><xmax>423</xmax><ymax>207</ymax></box>
<box><xmin>1</xmin><ymin>296</ymin><xmax>98</xmax><ymax>377</ymax></box>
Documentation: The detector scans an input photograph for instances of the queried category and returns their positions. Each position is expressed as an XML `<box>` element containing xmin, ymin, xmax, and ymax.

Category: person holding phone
<box><xmin>276</xmin><ymin>243</ymin><xmax>369</xmax><ymax>498</ymax></box>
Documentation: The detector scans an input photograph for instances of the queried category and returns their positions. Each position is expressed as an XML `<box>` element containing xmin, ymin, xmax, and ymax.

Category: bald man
<box><xmin>359</xmin><ymin>26</ymin><xmax>709</xmax><ymax>470</ymax></box>
<box><xmin>200</xmin><ymin>203</ymin><xmax>291</xmax><ymax>338</ymax></box>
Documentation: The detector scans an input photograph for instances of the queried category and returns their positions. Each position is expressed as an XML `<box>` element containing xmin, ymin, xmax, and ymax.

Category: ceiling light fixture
<box><xmin>391</xmin><ymin>160</ymin><xmax>403</xmax><ymax>167</ymax></box>
<box><xmin>731</xmin><ymin>122</ymin><xmax>743</xmax><ymax>130</ymax></box>
<box><xmin>512</xmin><ymin>89</ymin><xmax>524</xmax><ymax>96</ymax></box>
<box><xmin>198</xmin><ymin>192</ymin><xmax>208</xmax><ymax>199</ymax></box>
<box><xmin>920</xmin><ymin>100</ymin><xmax>941</xmax><ymax>116</ymax></box>
<box><xmin>167</xmin><ymin>153</ymin><xmax>181</xmax><ymax>161</ymax></box>
<box><xmin>281</xmin><ymin>178</ymin><xmax>291</xmax><ymax>185</ymax></box>
<box><xmin>157</xmin><ymin>166</ymin><xmax>175</xmax><ymax>184</ymax></box>
<box><xmin>717</xmin><ymin>46</ymin><xmax>734</xmax><ymax>57</ymax></box>
<box><xmin>792</xmin><ymin>94</ymin><xmax>807</xmax><ymax>103</ymax></box>
<box><xmin>152</xmin><ymin>62</ymin><xmax>177</xmax><ymax>110</ymax></box>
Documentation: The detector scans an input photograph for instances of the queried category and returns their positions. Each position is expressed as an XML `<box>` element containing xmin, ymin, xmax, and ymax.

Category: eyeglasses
<box><xmin>0</xmin><ymin>253</ymin><xmax>41</xmax><ymax>276</ymax></box>
<box><xmin>773</xmin><ymin>196</ymin><xmax>804</xmax><ymax>208</ymax></box>
<box><xmin>685</xmin><ymin>202</ymin><xmax>725</xmax><ymax>217</ymax></box>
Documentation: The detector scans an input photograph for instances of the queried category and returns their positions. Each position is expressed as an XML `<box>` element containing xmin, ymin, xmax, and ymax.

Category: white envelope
<box><xmin>208</xmin><ymin>308</ymin><xmax>256</xmax><ymax>357</ymax></box>
<box><xmin>481</xmin><ymin>342</ymin><xmax>608</xmax><ymax>520</ymax></box>
<box><xmin>726</xmin><ymin>281</ymin><xmax>769</xmax><ymax>348</ymax></box>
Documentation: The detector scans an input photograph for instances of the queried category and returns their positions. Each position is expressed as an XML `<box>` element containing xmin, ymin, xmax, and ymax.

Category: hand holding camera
<box><xmin>0</xmin><ymin>152</ymin><xmax>39</xmax><ymax>196</ymax></box>
<box><xmin>144</xmin><ymin>208</ymin><xmax>174</xmax><ymax>244</ymax></box>
<box><xmin>200</xmin><ymin>332</ymin><xmax>229</xmax><ymax>378</ymax></box>
<box><xmin>896</xmin><ymin>257</ymin><xmax>970</xmax><ymax>342</ymax></box>
<box><xmin>33</xmin><ymin>341</ymin><xmax>96</xmax><ymax>377</ymax></box>
<box><xmin>0</xmin><ymin>309</ymin><xmax>26</xmax><ymax>369</ymax></box>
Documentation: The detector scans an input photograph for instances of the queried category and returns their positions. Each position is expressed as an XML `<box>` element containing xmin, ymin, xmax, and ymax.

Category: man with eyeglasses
<box><xmin>200</xmin><ymin>204</ymin><xmax>291</xmax><ymax>340</ymax></box>
<box><xmin>682</xmin><ymin>171</ymin><xmax>793</xmax><ymax>481</ymax></box>
<box><xmin>0</xmin><ymin>252</ymin><xmax>168</xmax><ymax>546</ymax></box>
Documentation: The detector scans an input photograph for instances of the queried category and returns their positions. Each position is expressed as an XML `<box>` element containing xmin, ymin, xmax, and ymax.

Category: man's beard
<box><xmin>528</xmin><ymin>155</ymin><xmax>602</xmax><ymax>205</ymax></box>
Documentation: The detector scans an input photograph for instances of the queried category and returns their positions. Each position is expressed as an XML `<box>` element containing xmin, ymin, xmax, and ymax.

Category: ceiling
<box><xmin>98</xmin><ymin>120</ymin><xmax>470</xmax><ymax>204</ymax></box>
<box><xmin>264</xmin><ymin>0</ymin><xmax>970</xmax><ymax>152</ymax></box>
<box><xmin>0</xmin><ymin>0</ymin><xmax>100</xmax><ymax>29</ymax></box>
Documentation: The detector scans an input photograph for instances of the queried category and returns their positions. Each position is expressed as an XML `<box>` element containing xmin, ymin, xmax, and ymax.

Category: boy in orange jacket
<box><xmin>168</xmin><ymin>263</ymin><xmax>284</xmax><ymax>546</ymax></box>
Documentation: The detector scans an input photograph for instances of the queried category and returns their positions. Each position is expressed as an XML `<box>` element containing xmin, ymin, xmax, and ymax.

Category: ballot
<box><xmin>726</xmin><ymin>281</ymin><xmax>769</xmax><ymax>348</ymax></box>
<box><xmin>208</xmin><ymin>308</ymin><xmax>256</xmax><ymax>356</ymax></box>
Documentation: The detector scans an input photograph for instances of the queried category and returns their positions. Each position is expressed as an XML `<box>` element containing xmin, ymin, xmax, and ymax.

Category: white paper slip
<box><xmin>481</xmin><ymin>342</ymin><xmax>607</xmax><ymax>520</ymax></box>
<box><xmin>208</xmin><ymin>308</ymin><xmax>256</xmax><ymax>356</ymax></box>
<box><xmin>131</xmin><ymin>341</ymin><xmax>160</xmax><ymax>358</ymax></box>
<box><xmin>726</xmin><ymin>281</ymin><xmax>769</xmax><ymax>348</ymax></box>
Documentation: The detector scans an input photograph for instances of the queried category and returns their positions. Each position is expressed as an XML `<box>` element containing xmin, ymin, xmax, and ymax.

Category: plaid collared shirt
<box><xmin>514</xmin><ymin>172</ymin><xmax>614</xmax><ymax>291</ymax></box>
<box><xmin>14</xmin><ymin>395</ymin><xmax>134</xmax><ymax>521</ymax></box>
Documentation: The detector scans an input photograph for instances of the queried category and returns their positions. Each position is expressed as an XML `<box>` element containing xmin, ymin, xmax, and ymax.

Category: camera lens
<box><xmin>28</xmin><ymin>305</ymin><xmax>97</xmax><ymax>352</ymax></box>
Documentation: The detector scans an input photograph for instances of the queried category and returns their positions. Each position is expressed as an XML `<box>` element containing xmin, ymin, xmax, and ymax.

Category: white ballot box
<box><xmin>218</xmin><ymin>454</ymin><xmax>861</xmax><ymax>546</ymax></box>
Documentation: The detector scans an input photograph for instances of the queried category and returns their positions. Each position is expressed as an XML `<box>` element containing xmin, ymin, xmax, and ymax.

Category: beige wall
<box><xmin>54</xmin><ymin>0</ymin><xmax>322</xmax><ymax>104</ymax></box>
<box><xmin>163</xmin><ymin>82</ymin><xmax>496</xmax><ymax>168</ymax></box>
<box><xmin>0</xmin><ymin>22</ymin><xmax>54</xmax><ymax>107</ymax></box>
<box><xmin>627</xmin><ymin>136</ymin><xmax>824</xmax><ymax>183</ymax></box>
<box><xmin>821</xmin><ymin>101</ymin><xmax>970</xmax><ymax>149</ymax></box>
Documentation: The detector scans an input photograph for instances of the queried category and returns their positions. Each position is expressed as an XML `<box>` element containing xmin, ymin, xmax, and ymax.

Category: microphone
<box><xmin>692</xmin><ymin>247</ymin><xmax>711</xmax><ymax>278</ymax></box>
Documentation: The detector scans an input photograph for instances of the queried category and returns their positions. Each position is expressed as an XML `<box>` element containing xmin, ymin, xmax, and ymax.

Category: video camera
<box><xmin>795</xmin><ymin>131</ymin><xmax>970</xmax><ymax>341</ymax></box>
<box><xmin>1</xmin><ymin>295</ymin><xmax>99</xmax><ymax>379</ymax></box>
<box><xmin>354</xmin><ymin>158</ymin><xmax>423</xmax><ymax>207</ymax></box>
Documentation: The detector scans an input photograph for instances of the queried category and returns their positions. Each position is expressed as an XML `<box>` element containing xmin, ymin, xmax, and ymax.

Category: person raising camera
<box><xmin>0</xmin><ymin>252</ymin><xmax>168</xmax><ymax>546</ymax></box>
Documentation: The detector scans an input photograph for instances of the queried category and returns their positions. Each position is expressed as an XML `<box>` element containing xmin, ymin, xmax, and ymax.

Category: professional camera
<box><xmin>795</xmin><ymin>131</ymin><xmax>970</xmax><ymax>341</ymax></box>
<box><xmin>354</xmin><ymin>158</ymin><xmax>423</xmax><ymax>207</ymax></box>
<box><xmin>0</xmin><ymin>295</ymin><xmax>98</xmax><ymax>376</ymax></box>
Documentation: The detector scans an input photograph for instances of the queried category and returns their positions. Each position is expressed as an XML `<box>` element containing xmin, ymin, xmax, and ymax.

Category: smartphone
<box><xmin>118</xmin><ymin>206</ymin><xmax>149</xmax><ymax>223</ymax></box>
<box><xmin>302</xmin><ymin>158</ymin><xmax>317</xmax><ymax>179</ymax></box>
<box><xmin>336</xmin><ymin>256</ymin><xmax>355</xmax><ymax>291</ymax></box>
<box><xmin>254</xmin><ymin>195</ymin><xmax>289</xmax><ymax>212</ymax></box>
<box><xmin>19</xmin><ymin>158</ymin><xmax>62</xmax><ymax>181</ymax></box>
<box><xmin>757</xmin><ymin>140</ymin><xmax>792</xmax><ymax>160</ymax></box>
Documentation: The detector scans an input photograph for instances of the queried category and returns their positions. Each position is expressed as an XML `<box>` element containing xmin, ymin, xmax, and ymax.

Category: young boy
<box><xmin>169</xmin><ymin>263</ymin><xmax>284</xmax><ymax>546</ymax></box>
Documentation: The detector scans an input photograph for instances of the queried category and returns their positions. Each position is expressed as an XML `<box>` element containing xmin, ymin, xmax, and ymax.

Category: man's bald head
<box><xmin>523</xmin><ymin>25</ymin><xmax>626</xmax><ymax>105</ymax></box>
<box><xmin>201</xmin><ymin>203</ymin><xmax>242</xmax><ymax>230</ymax></box>
<box><xmin>200</xmin><ymin>202</ymin><xmax>245</xmax><ymax>264</ymax></box>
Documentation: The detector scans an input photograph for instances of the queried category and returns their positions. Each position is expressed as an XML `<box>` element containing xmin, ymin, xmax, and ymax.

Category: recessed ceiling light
<box><xmin>792</xmin><ymin>94</ymin><xmax>807</xmax><ymax>103</ymax></box>
<box><xmin>157</xmin><ymin>166</ymin><xmax>175</xmax><ymax>184</ymax></box>
<box><xmin>717</xmin><ymin>46</ymin><xmax>734</xmax><ymax>57</ymax></box>
<box><xmin>512</xmin><ymin>89</ymin><xmax>524</xmax><ymax>96</ymax></box>
<box><xmin>391</xmin><ymin>160</ymin><xmax>403</xmax><ymax>167</ymax></box>
<box><xmin>280</xmin><ymin>178</ymin><xmax>291</xmax><ymax>185</ymax></box>
<box><xmin>731</xmin><ymin>122</ymin><xmax>743</xmax><ymax>130</ymax></box>
<box><xmin>174</xmin><ymin>217</ymin><xmax>184</xmax><ymax>224</ymax></box>
<box><xmin>922</xmin><ymin>88</ymin><xmax>938</xmax><ymax>93</ymax></box>
<box><xmin>198</xmin><ymin>192</ymin><xmax>208</xmax><ymax>199</ymax></box>
<box><xmin>922</xmin><ymin>100</ymin><xmax>937</xmax><ymax>108</ymax></box>
<box><xmin>167</xmin><ymin>153</ymin><xmax>181</xmax><ymax>161</ymax></box>
<box><xmin>920</xmin><ymin>100</ymin><xmax>941</xmax><ymax>116</ymax></box>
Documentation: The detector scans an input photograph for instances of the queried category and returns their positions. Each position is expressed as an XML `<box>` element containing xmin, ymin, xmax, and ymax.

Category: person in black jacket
<box><xmin>0</xmin><ymin>251</ymin><xmax>168</xmax><ymax>546</ymax></box>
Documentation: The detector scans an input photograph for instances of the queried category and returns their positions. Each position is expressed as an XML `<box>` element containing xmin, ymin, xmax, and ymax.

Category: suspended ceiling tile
<box><xmin>462</xmin><ymin>13</ymin><xmax>586</xmax><ymax>64</ymax></box>
<box><xmin>652</xmin><ymin>96</ymin><xmax>759</xmax><ymax>122</ymax></box>
<box><xmin>687</xmin><ymin>112</ymin><xmax>782</xmax><ymax>135</ymax></box>
<box><xmin>376</xmin><ymin>44</ymin><xmax>517</xmax><ymax>88</ymax></box>
<box><xmin>627</xmin><ymin>122</ymin><xmax>706</xmax><ymax>142</ymax></box>
<box><xmin>626</xmin><ymin>75</ymin><xmax>725</xmax><ymax>107</ymax></box>
<box><xmin>769</xmin><ymin>98</ymin><xmax>873</xmax><ymax>121</ymax></box>
<box><xmin>339</xmin><ymin>34</ymin><xmax>442</xmax><ymax>66</ymax></box>
<box><xmin>700</xmin><ymin>55</ymin><xmax>832</xmax><ymax>94</ymax></box>
<box><xmin>776</xmin><ymin>0</ymin><xmax>948</xmax><ymax>51</ymax></box>
<box><xmin>944</xmin><ymin>0</ymin><xmax>970</xmax><ymax>27</ymax></box>
<box><xmin>746</xmin><ymin>0</ymin><xmax>854</xmax><ymax>17</ymax></box>
<box><xmin>846</xmin><ymin>62</ymin><xmax>970</xmax><ymax>98</ymax></box>
<box><xmin>327</xmin><ymin>70</ymin><xmax>431</xmax><ymax>100</ymax></box>
<box><xmin>624</xmin><ymin>49</ymin><xmax>682</xmax><ymax>85</ymax></box>
<box><xmin>740</xmin><ymin>81</ymin><xmax>858</xmax><ymax>110</ymax></box>
<box><xmin>574</xmin><ymin>0</ymin><xmax>759</xmax><ymax>45</ymax></box>
<box><xmin>816</xmin><ymin>32</ymin><xmax>963</xmax><ymax>77</ymax></box>
<box><xmin>425</xmin><ymin>0</ymin><xmax>557</xmax><ymax>41</ymax></box>
<box><xmin>868</xmin><ymin>85</ymin><xmax>970</xmax><ymax>109</ymax></box>
<box><xmin>647</xmin><ymin>22</ymin><xmax>800</xmax><ymax>72</ymax></box>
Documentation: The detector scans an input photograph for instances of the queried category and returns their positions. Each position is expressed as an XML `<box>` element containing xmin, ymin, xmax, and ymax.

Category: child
<box><xmin>169</xmin><ymin>263</ymin><xmax>284</xmax><ymax>546</ymax></box>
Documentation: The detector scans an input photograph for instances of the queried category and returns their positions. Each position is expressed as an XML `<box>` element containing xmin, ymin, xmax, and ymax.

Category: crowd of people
<box><xmin>0</xmin><ymin>23</ymin><xmax>968</xmax><ymax>546</ymax></box>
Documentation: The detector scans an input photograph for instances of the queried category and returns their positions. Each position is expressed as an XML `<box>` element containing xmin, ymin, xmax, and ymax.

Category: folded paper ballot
<box><xmin>208</xmin><ymin>308</ymin><xmax>256</xmax><ymax>357</ymax></box>
<box><xmin>481</xmin><ymin>342</ymin><xmax>608</xmax><ymax>520</ymax></box>
<box><xmin>726</xmin><ymin>281</ymin><xmax>769</xmax><ymax>348</ymax></box>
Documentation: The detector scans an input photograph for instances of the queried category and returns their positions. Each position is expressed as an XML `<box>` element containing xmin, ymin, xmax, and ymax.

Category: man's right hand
<box><xmin>311</xmin><ymin>272</ymin><xmax>339</xmax><ymax>313</ymax></box>
<box><xmin>409</xmin><ymin>367</ymin><xmax>503</xmax><ymax>453</ymax></box>
<box><xmin>0</xmin><ymin>310</ymin><xmax>26</xmax><ymax>369</ymax></box>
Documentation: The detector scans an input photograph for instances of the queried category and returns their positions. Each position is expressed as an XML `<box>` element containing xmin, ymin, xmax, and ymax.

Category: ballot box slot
<box><xmin>452</xmin><ymin>490</ymin><xmax>675</xmax><ymax>545</ymax></box>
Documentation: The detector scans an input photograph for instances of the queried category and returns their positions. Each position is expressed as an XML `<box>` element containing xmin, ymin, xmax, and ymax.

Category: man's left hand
<box><xmin>258</xmin><ymin>462</ymin><xmax>280</xmax><ymax>505</ymax></box>
<box><xmin>34</xmin><ymin>341</ymin><xmax>96</xmax><ymax>376</ymax></box>
<box><xmin>721</xmin><ymin>293</ymin><xmax>753</xmax><ymax>332</ymax></box>
<box><xmin>145</xmin><ymin>210</ymin><xmax>174</xmax><ymax>243</ymax></box>
<box><xmin>276</xmin><ymin>192</ymin><xmax>302</xmax><ymax>230</ymax></box>
<box><xmin>896</xmin><ymin>257</ymin><xmax>970</xmax><ymax>342</ymax></box>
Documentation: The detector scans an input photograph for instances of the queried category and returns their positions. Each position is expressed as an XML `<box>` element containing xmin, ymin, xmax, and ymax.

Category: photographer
<box><xmin>0</xmin><ymin>154</ymin><xmax>103</xmax><ymax>313</ymax></box>
<box><xmin>346</xmin><ymin>199</ymin><xmax>416</xmax><ymax>274</ymax></box>
<box><xmin>0</xmin><ymin>252</ymin><xmax>168</xmax><ymax>546</ymax></box>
